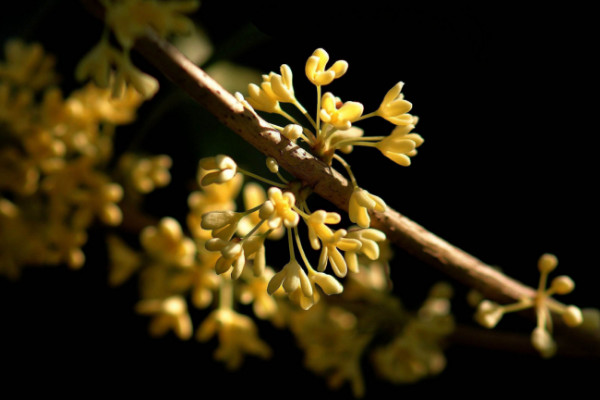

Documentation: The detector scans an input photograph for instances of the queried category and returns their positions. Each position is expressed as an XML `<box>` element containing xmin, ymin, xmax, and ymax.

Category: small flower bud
<box><xmin>198</xmin><ymin>155</ymin><xmax>237</xmax><ymax>186</ymax></box>
<box><xmin>311</xmin><ymin>271</ymin><xmax>343</xmax><ymax>295</ymax></box>
<box><xmin>282</xmin><ymin>124</ymin><xmax>303</xmax><ymax>141</ymax></box>
<box><xmin>531</xmin><ymin>327</ymin><xmax>556</xmax><ymax>358</ymax></box>
<box><xmin>201</xmin><ymin>211</ymin><xmax>238</xmax><ymax>230</ymax></box>
<box><xmin>266</xmin><ymin>157</ymin><xmax>279</xmax><ymax>173</ymax></box>
<box><xmin>538</xmin><ymin>253</ymin><xmax>558</xmax><ymax>273</ymax></box>
<box><xmin>562</xmin><ymin>305</ymin><xmax>583</xmax><ymax>327</ymax></box>
<box><xmin>259</xmin><ymin>200</ymin><xmax>275</xmax><ymax>219</ymax></box>
<box><xmin>550</xmin><ymin>275</ymin><xmax>575</xmax><ymax>294</ymax></box>
<box><xmin>221</xmin><ymin>242</ymin><xmax>243</xmax><ymax>259</ymax></box>
<box><xmin>475</xmin><ymin>300</ymin><xmax>504</xmax><ymax>328</ymax></box>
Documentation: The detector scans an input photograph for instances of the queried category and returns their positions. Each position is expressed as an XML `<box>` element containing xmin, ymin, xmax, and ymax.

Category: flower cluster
<box><xmin>288</xmin><ymin>251</ymin><xmax>454</xmax><ymax>397</ymax></box>
<box><xmin>197</xmin><ymin>154</ymin><xmax>388</xmax><ymax>312</ymax></box>
<box><xmin>237</xmin><ymin>48</ymin><xmax>425</xmax><ymax>229</ymax></box>
<box><xmin>0</xmin><ymin>40</ymin><xmax>147</xmax><ymax>278</ymax></box>
<box><xmin>474</xmin><ymin>253</ymin><xmax>584</xmax><ymax>357</ymax></box>
<box><xmin>76</xmin><ymin>0</ymin><xmax>199</xmax><ymax>98</ymax></box>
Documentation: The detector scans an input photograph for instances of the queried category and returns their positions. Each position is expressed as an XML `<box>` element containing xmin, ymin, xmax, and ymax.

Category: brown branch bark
<box><xmin>79</xmin><ymin>0</ymin><xmax>600</xmax><ymax>356</ymax></box>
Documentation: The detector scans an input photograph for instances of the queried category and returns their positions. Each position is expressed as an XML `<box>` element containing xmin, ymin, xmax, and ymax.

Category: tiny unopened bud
<box><xmin>562</xmin><ymin>305</ymin><xmax>583</xmax><ymax>327</ymax></box>
<box><xmin>282</xmin><ymin>124</ymin><xmax>303</xmax><ymax>141</ymax></box>
<box><xmin>550</xmin><ymin>275</ymin><xmax>575</xmax><ymax>294</ymax></box>
<box><xmin>159</xmin><ymin>217</ymin><xmax>182</xmax><ymax>241</ymax></box>
<box><xmin>475</xmin><ymin>300</ymin><xmax>504</xmax><ymax>328</ymax></box>
<box><xmin>259</xmin><ymin>200</ymin><xmax>275</xmax><ymax>219</ymax></box>
<box><xmin>531</xmin><ymin>327</ymin><xmax>556</xmax><ymax>358</ymax></box>
<box><xmin>266</xmin><ymin>157</ymin><xmax>279</xmax><ymax>173</ymax></box>
<box><xmin>538</xmin><ymin>253</ymin><xmax>558</xmax><ymax>273</ymax></box>
<box><xmin>222</xmin><ymin>242</ymin><xmax>243</xmax><ymax>259</ymax></box>
<box><xmin>201</xmin><ymin>211</ymin><xmax>237</xmax><ymax>230</ymax></box>
<box><xmin>311</xmin><ymin>271</ymin><xmax>343</xmax><ymax>295</ymax></box>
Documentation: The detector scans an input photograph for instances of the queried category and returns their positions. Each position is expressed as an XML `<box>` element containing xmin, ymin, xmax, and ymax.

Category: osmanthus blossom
<box><xmin>474</xmin><ymin>253</ymin><xmax>583</xmax><ymax>357</ymax></box>
<box><xmin>235</xmin><ymin>48</ymin><xmax>424</xmax><ymax>230</ymax></box>
<box><xmin>305</xmin><ymin>48</ymin><xmax>348</xmax><ymax>86</ymax></box>
<box><xmin>135</xmin><ymin>295</ymin><xmax>193</xmax><ymax>340</ymax></box>
<box><xmin>196</xmin><ymin>308</ymin><xmax>271</xmax><ymax>370</ymax></box>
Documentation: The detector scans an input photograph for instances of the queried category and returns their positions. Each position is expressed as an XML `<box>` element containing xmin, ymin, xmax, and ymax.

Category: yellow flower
<box><xmin>344</xmin><ymin>228</ymin><xmax>387</xmax><ymax>273</ymax></box>
<box><xmin>135</xmin><ymin>295</ymin><xmax>193</xmax><ymax>340</ymax></box>
<box><xmin>75</xmin><ymin>38</ymin><xmax>119</xmax><ymax>89</ymax></box>
<box><xmin>267</xmin><ymin>259</ymin><xmax>313</xmax><ymax>298</ymax></box>
<box><xmin>246</xmin><ymin>82</ymin><xmax>281</xmax><ymax>113</ymax></box>
<box><xmin>198</xmin><ymin>154</ymin><xmax>238</xmax><ymax>186</ymax></box>
<box><xmin>237</xmin><ymin>182</ymin><xmax>284</xmax><ymax>240</ymax></box>
<box><xmin>305</xmin><ymin>48</ymin><xmax>348</xmax><ymax>86</ymax></box>
<box><xmin>376</xmin><ymin>123</ymin><xmax>423</xmax><ymax>166</ymax></box>
<box><xmin>113</xmin><ymin>51</ymin><xmax>159</xmax><ymax>99</ymax></box>
<box><xmin>0</xmin><ymin>39</ymin><xmax>57</xmax><ymax>90</ymax></box>
<box><xmin>263</xmin><ymin>64</ymin><xmax>295</xmax><ymax>103</ymax></box>
<box><xmin>348</xmin><ymin>187</ymin><xmax>386</xmax><ymax>228</ymax></box>
<box><xmin>474</xmin><ymin>253</ymin><xmax>584</xmax><ymax>358</ymax></box>
<box><xmin>376</xmin><ymin>82</ymin><xmax>413</xmax><ymax>125</ymax></box>
<box><xmin>319</xmin><ymin>92</ymin><xmax>364</xmax><ymax>130</ymax></box>
<box><xmin>239</xmin><ymin>267</ymin><xmax>280</xmax><ymax>319</ymax></box>
<box><xmin>121</xmin><ymin>153</ymin><xmax>172</xmax><ymax>193</ymax></box>
<box><xmin>187</xmin><ymin>172</ymin><xmax>242</xmax><ymax>241</ymax></box>
<box><xmin>318</xmin><ymin>229</ymin><xmax>362</xmax><ymax>278</ymax></box>
<box><xmin>205</xmin><ymin>238</ymin><xmax>246</xmax><ymax>279</ymax></box>
<box><xmin>305</xmin><ymin>209</ymin><xmax>341</xmax><ymax>250</ymax></box>
<box><xmin>196</xmin><ymin>308</ymin><xmax>271</xmax><ymax>369</ymax></box>
<box><xmin>104</xmin><ymin>0</ymin><xmax>200</xmax><ymax>49</ymax></box>
<box><xmin>141</xmin><ymin>217</ymin><xmax>197</xmax><ymax>268</ymax></box>
<box><xmin>264</xmin><ymin>187</ymin><xmax>299</xmax><ymax>229</ymax></box>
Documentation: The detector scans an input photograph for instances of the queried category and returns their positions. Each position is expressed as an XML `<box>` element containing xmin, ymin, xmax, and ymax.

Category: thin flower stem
<box><xmin>334</xmin><ymin>136</ymin><xmax>385</xmax><ymax>148</ymax></box>
<box><xmin>294</xmin><ymin>226</ymin><xmax>315</xmax><ymax>273</ymax></box>
<box><xmin>287</xmin><ymin>227</ymin><xmax>296</xmax><ymax>260</ymax></box>
<box><xmin>293</xmin><ymin>99</ymin><xmax>317</xmax><ymax>129</ymax></box>
<box><xmin>278</xmin><ymin>109</ymin><xmax>302</xmax><ymax>126</ymax></box>
<box><xmin>276</xmin><ymin>171</ymin><xmax>289</xmax><ymax>184</ymax></box>
<box><xmin>292</xmin><ymin>205</ymin><xmax>311</xmax><ymax>220</ymax></box>
<box><xmin>333</xmin><ymin>153</ymin><xmax>358</xmax><ymax>187</ymax></box>
<box><xmin>502</xmin><ymin>300</ymin><xmax>534</xmax><ymax>314</ymax></box>
<box><xmin>344</xmin><ymin>141</ymin><xmax>379</xmax><ymax>148</ymax></box>
<box><xmin>240</xmin><ymin>203</ymin><xmax>263</xmax><ymax>216</ymax></box>
<box><xmin>316</xmin><ymin>85</ymin><xmax>322</xmax><ymax>139</ymax></box>
<box><xmin>357</xmin><ymin>111</ymin><xmax>379</xmax><ymax>121</ymax></box>
<box><xmin>237</xmin><ymin>167</ymin><xmax>286</xmax><ymax>188</ymax></box>
<box><xmin>241</xmin><ymin>218</ymin><xmax>266</xmax><ymax>240</ymax></box>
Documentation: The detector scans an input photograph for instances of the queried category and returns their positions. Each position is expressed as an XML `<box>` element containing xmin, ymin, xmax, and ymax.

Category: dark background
<box><xmin>1</xmin><ymin>1</ymin><xmax>598</xmax><ymax>397</ymax></box>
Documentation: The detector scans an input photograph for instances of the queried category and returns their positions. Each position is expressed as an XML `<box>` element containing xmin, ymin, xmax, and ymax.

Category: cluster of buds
<box><xmin>198</xmin><ymin>154</ymin><xmax>387</xmax><ymax>310</ymax></box>
<box><xmin>0</xmin><ymin>40</ymin><xmax>147</xmax><ymax>278</ymax></box>
<box><xmin>237</xmin><ymin>48</ymin><xmax>426</xmax><ymax>231</ymax></box>
<box><xmin>475</xmin><ymin>253</ymin><xmax>583</xmax><ymax>357</ymax></box>
<box><xmin>76</xmin><ymin>0</ymin><xmax>200</xmax><ymax>98</ymax></box>
<box><xmin>241</xmin><ymin>48</ymin><xmax>424</xmax><ymax>167</ymax></box>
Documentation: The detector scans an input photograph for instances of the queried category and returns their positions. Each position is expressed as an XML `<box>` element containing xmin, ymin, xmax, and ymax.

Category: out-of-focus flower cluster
<box><xmin>0</xmin><ymin>39</ymin><xmax>158</xmax><ymax>278</ymax></box>
<box><xmin>108</xmin><ymin>159</ymin><xmax>455</xmax><ymax>395</ymax></box>
<box><xmin>77</xmin><ymin>0</ymin><xmax>199</xmax><ymax>98</ymax></box>
<box><xmin>289</xmin><ymin>253</ymin><xmax>454</xmax><ymax>397</ymax></box>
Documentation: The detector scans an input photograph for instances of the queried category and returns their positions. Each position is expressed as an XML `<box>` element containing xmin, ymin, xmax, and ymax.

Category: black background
<box><xmin>1</xmin><ymin>1</ymin><xmax>598</xmax><ymax>397</ymax></box>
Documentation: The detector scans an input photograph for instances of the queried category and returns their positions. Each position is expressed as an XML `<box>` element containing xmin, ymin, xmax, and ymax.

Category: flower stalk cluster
<box><xmin>474</xmin><ymin>253</ymin><xmax>584</xmax><ymax>357</ymax></box>
<box><xmin>77</xmin><ymin>0</ymin><xmax>199</xmax><ymax>98</ymax></box>
<box><xmin>198</xmin><ymin>153</ymin><xmax>387</xmax><ymax>311</ymax></box>
<box><xmin>237</xmin><ymin>48</ymin><xmax>424</xmax><ymax>230</ymax></box>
